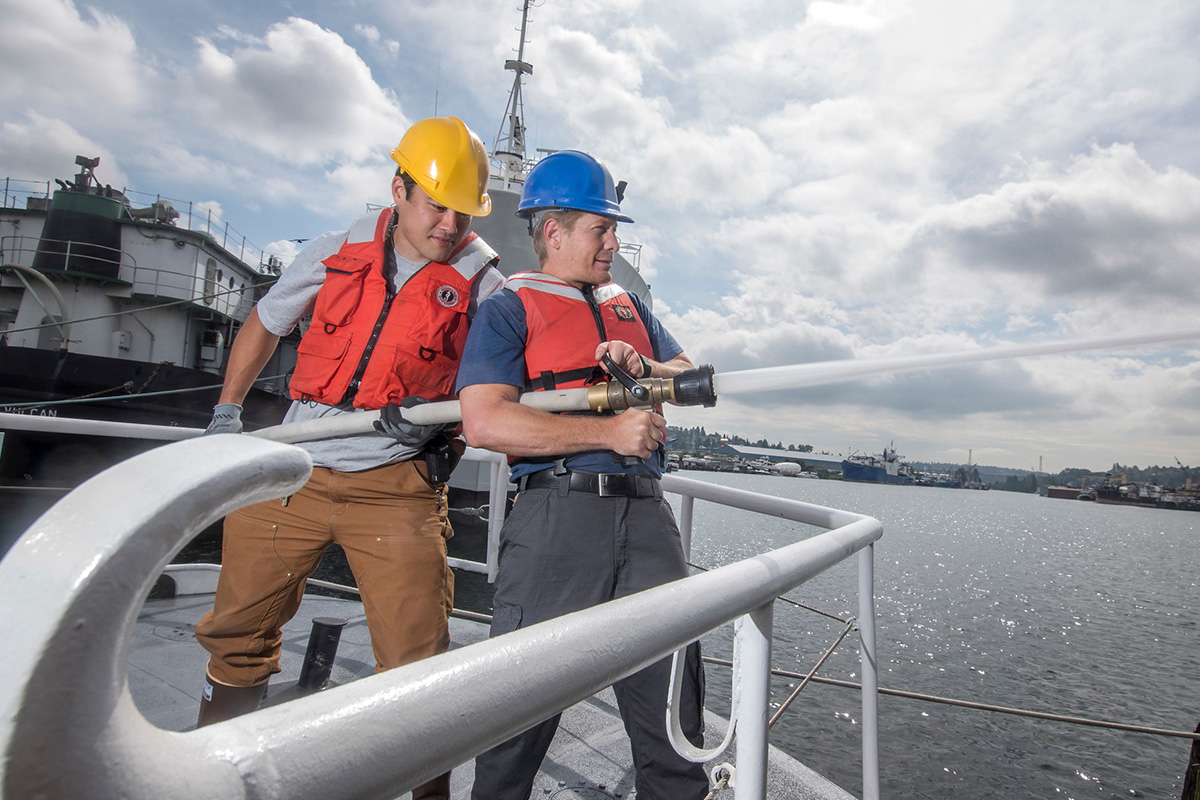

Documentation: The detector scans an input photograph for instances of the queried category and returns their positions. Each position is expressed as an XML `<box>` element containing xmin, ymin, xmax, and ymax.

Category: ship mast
<box><xmin>492</xmin><ymin>0</ymin><xmax>535</xmax><ymax>189</ymax></box>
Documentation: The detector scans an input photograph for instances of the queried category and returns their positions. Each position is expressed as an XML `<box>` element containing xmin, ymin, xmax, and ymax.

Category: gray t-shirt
<box><xmin>257</xmin><ymin>224</ymin><xmax>503</xmax><ymax>472</ymax></box>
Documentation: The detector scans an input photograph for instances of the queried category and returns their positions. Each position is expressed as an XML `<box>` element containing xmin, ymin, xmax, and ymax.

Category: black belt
<box><xmin>519</xmin><ymin>469</ymin><xmax>661</xmax><ymax>498</ymax></box>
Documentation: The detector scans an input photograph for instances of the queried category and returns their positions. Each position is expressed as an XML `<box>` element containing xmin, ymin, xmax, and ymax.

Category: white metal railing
<box><xmin>0</xmin><ymin>425</ymin><xmax>882</xmax><ymax>800</ymax></box>
<box><xmin>663</xmin><ymin>474</ymin><xmax>881</xmax><ymax>799</ymax></box>
<box><xmin>0</xmin><ymin>233</ymin><xmax>136</xmax><ymax>276</ymax></box>
<box><xmin>2</xmin><ymin>233</ymin><xmax>267</xmax><ymax>321</ymax></box>
<box><xmin>0</xmin><ymin>176</ymin><xmax>276</xmax><ymax>269</ymax></box>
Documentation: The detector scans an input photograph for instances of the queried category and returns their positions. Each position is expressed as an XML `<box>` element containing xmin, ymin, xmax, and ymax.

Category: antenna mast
<box><xmin>492</xmin><ymin>0</ymin><xmax>534</xmax><ymax>188</ymax></box>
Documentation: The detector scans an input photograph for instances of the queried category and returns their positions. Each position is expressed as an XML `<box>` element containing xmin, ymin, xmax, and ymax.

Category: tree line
<box><xmin>666</xmin><ymin>426</ymin><xmax>814</xmax><ymax>454</ymax></box>
<box><xmin>667</xmin><ymin>425</ymin><xmax>1195</xmax><ymax>494</ymax></box>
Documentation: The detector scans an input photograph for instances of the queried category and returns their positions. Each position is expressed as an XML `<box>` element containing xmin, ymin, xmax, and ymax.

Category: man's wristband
<box><xmin>639</xmin><ymin>353</ymin><xmax>652</xmax><ymax>378</ymax></box>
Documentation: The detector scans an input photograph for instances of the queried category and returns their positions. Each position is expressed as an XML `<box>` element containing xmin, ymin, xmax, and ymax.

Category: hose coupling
<box><xmin>585</xmin><ymin>364</ymin><xmax>718</xmax><ymax>411</ymax></box>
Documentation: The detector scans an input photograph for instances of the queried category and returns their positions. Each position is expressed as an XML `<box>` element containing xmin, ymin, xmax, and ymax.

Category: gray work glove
<box><xmin>374</xmin><ymin>396</ymin><xmax>443</xmax><ymax>448</ymax></box>
<box><xmin>204</xmin><ymin>403</ymin><xmax>244</xmax><ymax>435</ymax></box>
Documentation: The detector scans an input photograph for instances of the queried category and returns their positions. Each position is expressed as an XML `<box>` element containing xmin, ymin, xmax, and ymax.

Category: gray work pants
<box><xmin>470</xmin><ymin>483</ymin><xmax>709</xmax><ymax>800</ymax></box>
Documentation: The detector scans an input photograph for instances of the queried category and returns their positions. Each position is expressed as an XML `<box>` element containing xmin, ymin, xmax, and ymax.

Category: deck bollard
<box><xmin>297</xmin><ymin>616</ymin><xmax>347</xmax><ymax>692</ymax></box>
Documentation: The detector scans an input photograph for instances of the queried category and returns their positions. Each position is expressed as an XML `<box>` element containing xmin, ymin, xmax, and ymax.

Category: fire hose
<box><xmin>249</xmin><ymin>364</ymin><xmax>718</xmax><ymax>444</ymax></box>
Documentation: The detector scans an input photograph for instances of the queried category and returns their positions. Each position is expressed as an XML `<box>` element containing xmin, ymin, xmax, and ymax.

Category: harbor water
<box><xmin>678</xmin><ymin>471</ymin><xmax>1196</xmax><ymax>800</ymax></box>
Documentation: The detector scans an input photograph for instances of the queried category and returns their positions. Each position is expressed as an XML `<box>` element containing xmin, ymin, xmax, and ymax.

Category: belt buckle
<box><xmin>597</xmin><ymin>473</ymin><xmax>630</xmax><ymax>497</ymax></box>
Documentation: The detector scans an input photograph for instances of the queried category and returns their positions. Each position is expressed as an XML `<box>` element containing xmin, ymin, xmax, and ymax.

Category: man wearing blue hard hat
<box><xmin>457</xmin><ymin>150</ymin><xmax>709</xmax><ymax>799</ymax></box>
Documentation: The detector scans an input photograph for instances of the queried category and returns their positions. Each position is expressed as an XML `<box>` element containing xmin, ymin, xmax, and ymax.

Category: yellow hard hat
<box><xmin>390</xmin><ymin>117</ymin><xmax>492</xmax><ymax>216</ymax></box>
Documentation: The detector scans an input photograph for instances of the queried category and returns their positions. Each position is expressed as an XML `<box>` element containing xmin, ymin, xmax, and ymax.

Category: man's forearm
<box><xmin>461</xmin><ymin>391</ymin><xmax>610</xmax><ymax>455</ymax></box>
<box><xmin>217</xmin><ymin>308</ymin><xmax>283</xmax><ymax>405</ymax></box>
<box><xmin>643</xmin><ymin>352</ymin><xmax>695</xmax><ymax>379</ymax></box>
<box><xmin>462</xmin><ymin>382</ymin><xmax>667</xmax><ymax>459</ymax></box>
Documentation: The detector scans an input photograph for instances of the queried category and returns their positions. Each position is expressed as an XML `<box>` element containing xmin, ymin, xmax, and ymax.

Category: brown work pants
<box><xmin>196</xmin><ymin>459</ymin><xmax>454</xmax><ymax>686</ymax></box>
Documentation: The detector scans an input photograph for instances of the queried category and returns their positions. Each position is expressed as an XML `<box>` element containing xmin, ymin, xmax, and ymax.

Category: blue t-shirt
<box><xmin>456</xmin><ymin>285</ymin><xmax>683</xmax><ymax>480</ymax></box>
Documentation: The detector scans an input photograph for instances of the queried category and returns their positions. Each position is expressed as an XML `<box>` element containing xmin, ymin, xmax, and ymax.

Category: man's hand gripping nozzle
<box><xmin>587</xmin><ymin>363</ymin><xmax>717</xmax><ymax>413</ymax></box>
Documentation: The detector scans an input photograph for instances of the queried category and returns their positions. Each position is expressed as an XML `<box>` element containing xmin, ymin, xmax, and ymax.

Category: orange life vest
<box><xmin>289</xmin><ymin>207</ymin><xmax>498</xmax><ymax>408</ymax></box>
<box><xmin>506</xmin><ymin>271</ymin><xmax>653</xmax><ymax>392</ymax></box>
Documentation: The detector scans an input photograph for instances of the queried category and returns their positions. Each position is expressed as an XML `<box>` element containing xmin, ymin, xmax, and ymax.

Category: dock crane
<box><xmin>1175</xmin><ymin>457</ymin><xmax>1193</xmax><ymax>490</ymax></box>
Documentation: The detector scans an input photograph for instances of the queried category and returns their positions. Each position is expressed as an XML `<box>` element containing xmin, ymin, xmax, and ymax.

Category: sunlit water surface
<box><xmin>677</xmin><ymin>471</ymin><xmax>1196</xmax><ymax>800</ymax></box>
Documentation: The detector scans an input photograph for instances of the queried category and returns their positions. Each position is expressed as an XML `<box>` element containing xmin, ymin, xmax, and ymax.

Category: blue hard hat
<box><xmin>516</xmin><ymin>150</ymin><xmax>633</xmax><ymax>223</ymax></box>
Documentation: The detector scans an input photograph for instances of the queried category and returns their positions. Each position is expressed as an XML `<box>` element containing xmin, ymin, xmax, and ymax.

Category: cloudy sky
<box><xmin>3</xmin><ymin>0</ymin><xmax>1199</xmax><ymax>473</ymax></box>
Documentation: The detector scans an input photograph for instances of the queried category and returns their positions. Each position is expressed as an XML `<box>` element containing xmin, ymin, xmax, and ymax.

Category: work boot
<box><xmin>411</xmin><ymin>772</ymin><xmax>451</xmax><ymax>800</ymax></box>
<box><xmin>196</xmin><ymin>672</ymin><xmax>269</xmax><ymax>727</ymax></box>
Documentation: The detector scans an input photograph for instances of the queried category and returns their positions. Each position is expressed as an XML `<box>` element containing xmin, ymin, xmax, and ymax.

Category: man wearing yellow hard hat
<box><xmin>194</xmin><ymin>117</ymin><xmax>501</xmax><ymax>800</ymax></box>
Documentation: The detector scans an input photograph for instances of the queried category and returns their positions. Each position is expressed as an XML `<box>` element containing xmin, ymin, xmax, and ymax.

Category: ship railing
<box><xmin>1</xmin><ymin>232</ymin><xmax>263</xmax><ymax>324</ymax></box>
<box><xmin>122</xmin><ymin>252</ymin><xmax>266</xmax><ymax>322</ymax></box>
<box><xmin>0</xmin><ymin>233</ymin><xmax>136</xmax><ymax>277</ymax></box>
<box><xmin>121</xmin><ymin>186</ymin><xmax>272</xmax><ymax>270</ymax></box>
<box><xmin>0</xmin><ymin>177</ymin><xmax>52</xmax><ymax>210</ymax></box>
<box><xmin>0</xmin><ymin>429</ymin><xmax>882</xmax><ymax>800</ymax></box>
<box><xmin>131</xmin><ymin>256</ymin><xmax>257</xmax><ymax>322</ymax></box>
<box><xmin>0</xmin><ymin>176</ymin><xmax>277</xmax><ymax>270</ymax></box>
<box><xmin>619</xmin><ymin>240</ymin><xmax>643</xmax><ymax>272</ymax></box>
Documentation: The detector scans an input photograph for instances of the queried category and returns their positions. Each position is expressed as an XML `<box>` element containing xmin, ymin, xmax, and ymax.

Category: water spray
<box><xmin>247</xmin><ymin>326</ymin><xmax>1200</xmax><ymax>443</ymax></box>
<box><xmin>710</xmin><ymin>327</ymin><xmax>1200</xmax><ymax>397</ymax></box>
<box><xmin>3</xmin><ymin>327</ymin><xmax>1197</xmax><ymax>446</ymax></box>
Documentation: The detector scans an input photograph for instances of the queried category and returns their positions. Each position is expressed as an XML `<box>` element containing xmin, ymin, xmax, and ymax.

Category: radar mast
<box><xmin>492</xmin><ymin>0</ymin><xmax>535</xmax><ymax>189</ymax></box>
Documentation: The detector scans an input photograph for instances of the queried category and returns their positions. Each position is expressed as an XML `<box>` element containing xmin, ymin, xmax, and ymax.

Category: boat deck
<box><xmin>132</xmin><ymin>587</ymin><xmax>855</xmax><ymax>800</ymax></box>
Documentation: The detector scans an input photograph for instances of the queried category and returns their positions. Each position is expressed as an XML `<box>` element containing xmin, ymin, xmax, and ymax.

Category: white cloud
<box><xmin>184</xmin><ymin>18</ymin><xmax>408</xmax><ymax>165</ymax></box>
<box><xmin>535</xmin><ymin>25</ymin><xmax>667</xmax><ymax>146</ymax></box>
<box><xmin>354</xmin><ymin>23</ymin><xmax>399</xmax><ymax>56</ymax></box>
<box><xmin>916</xmin><ymin>144</ymin><xmax>1200</xmax><ymax>307</ymax></box>
<box><xmin>261</xmin><ymin>238</ymin><xmax>305</xmax><ymax>267</ymax></box>
<box><xmin>0</xmin><ymin>113</ymin><xmax>124</xmax><ymax>187</ymax></box>
<box><xmin>0</xmin><ymin>0</ymin><xmax>147</xmax><ymax>109</ymax></box>
<box><xmin>319</xmin><ymin>160</ymin><xmax>394</xmax><ymax>219</ymax></box>
<box><xmin>630</xmin><ymin>126</ymin><xmax>785</xmax><ymax>211</ymax></box>
<box><xmin>355</xmin><ymin>24</ymin><xmax>381</xmax><ymax>45</ymax></box>
<box><xmin>805</xmin><ymin>1</ymin><xmax>887</xmax><ymax>32</ymax></box>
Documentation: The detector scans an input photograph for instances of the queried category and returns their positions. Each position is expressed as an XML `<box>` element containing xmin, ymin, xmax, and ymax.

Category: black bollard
<box><xmin>297</xmin><ymin>616</ymin><xmax>347</xmax><ymax>692</ymax></box>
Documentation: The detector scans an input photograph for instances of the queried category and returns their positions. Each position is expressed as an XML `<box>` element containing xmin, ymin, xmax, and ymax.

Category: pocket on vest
<box><xmin>394</xmin><ymin>342</ymin><xmax>457</xmax><ymax>398</ymax></box>
<box><xmin>315</xmin><ymin>255</ymin><xmax>372</xmax><ymax>327</ymax></box>
<box><xmin>291</xmin><ymin>332</ymin><xmax>351</xmax><ymax>396</ymax></box>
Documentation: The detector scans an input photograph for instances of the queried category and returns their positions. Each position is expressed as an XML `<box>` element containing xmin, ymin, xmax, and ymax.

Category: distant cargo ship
<box><xmin>841</xmin><ymin>443</ymin><xmax>912</xmax><ymax>485</ymax></box>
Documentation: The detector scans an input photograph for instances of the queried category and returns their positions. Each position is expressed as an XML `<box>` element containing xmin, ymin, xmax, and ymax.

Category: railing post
<box><xmin>858</xmin><ymin>544</ymin><xmax>880</xmax><ymax>800</ymax></box>
<box><xmin>735</xmin><ymin>603</ymin><xmax>773</xmax><ymax>800</ymax></box>
<box><xmin>485</xmin><ymin>453</ymin><xmax>510</xmax><ymax>582</ymax></box>
<box><xmin>679</xmin><ymin>493</ymin><xmax>696</xmax><ymax>559</ymax></box>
